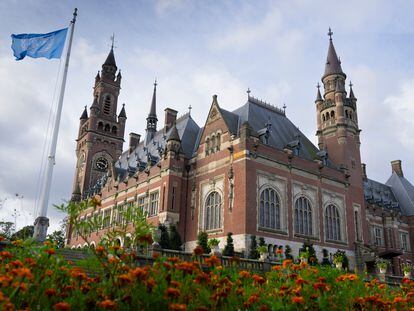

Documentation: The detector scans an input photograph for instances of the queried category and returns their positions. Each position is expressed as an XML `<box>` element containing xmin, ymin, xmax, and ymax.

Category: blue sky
<box><xmin>0</xmin><ymin>0</ymin><xmax>414</xmax><ymax>232</ymax></box>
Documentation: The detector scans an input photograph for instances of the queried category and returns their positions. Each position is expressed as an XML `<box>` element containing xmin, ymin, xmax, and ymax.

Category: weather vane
<box><xmin>110</xmin><ymin>33</ymin><xmax>117</xmax><ymax>49</ymax></box>
<box><xmin>328</xmin><ymin>27</ymin><xmax>333</xmax><ymax>40</ymax></box>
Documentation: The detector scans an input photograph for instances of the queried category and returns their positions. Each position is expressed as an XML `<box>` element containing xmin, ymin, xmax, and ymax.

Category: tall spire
<box><xmin>80</xmin><ymin>105</ymin><xmax>88</xmax><ymax>120</ymax></box>
<box><xmin>149</xmin><ymin>79</ymin><xmax>157</xmax><ymax>117</ymax></box>
<box><xmin>145</xmin><ymin>80</ymin><xmax>158</xmax><ymax>144</ymax></box>
<box><xmin>323</xmin><ymin>27</ymin><xmax>344</xmax><ymax>78</ymax></box>
<box><xmin>103</xmin><ymin>47</ymin><xmax>117</xmax><ymax>68</ymax></box>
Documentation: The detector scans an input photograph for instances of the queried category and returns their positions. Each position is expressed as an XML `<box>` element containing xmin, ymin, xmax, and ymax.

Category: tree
<box><xmin>222</xmin><ymin>232</ymin><xmax>235</xmax><ymax>257</ymax></box>
<box><xmin>11</xmin><ymin>225</ymin><xmax>34</xmax><ymax>241</ymax></box>
<box><xmin>47</xmin><ymin>230</ymin><xmax>65</xmax><ymax>248</ymax></box>
<box><xmin>197</xmin><ymin>231</ymin><xmax>210</xmax><ymax>254</ymax></box>
<box><xmin>248</xmin><ymin>235</ymin><xmax>259</xmax><ymax>259</ymax></box>
<box><xmin>0</xmin><ymin>221</ymin><xmax>14</xmax><ymax>239</ymax></box>
<box><xmin>321</xmin><ymin>249</ymin><xmax>331</xmax><ymax>266</ymax></box>
<box><xmin>158</xmin><ymin>224</ymin><xmax>171</xmax><ymax>249</ymax></box>
<box><xmin>169</xmin><ymin>225</ymin><xmax>182</xmax><ymax>250</ymax></box>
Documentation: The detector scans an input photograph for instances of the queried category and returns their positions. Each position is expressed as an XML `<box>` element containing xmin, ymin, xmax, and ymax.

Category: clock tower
<box><xmin>71</xmin><ymin>46</ymin><xmax>126</xmax><ymax>201</ymax></box>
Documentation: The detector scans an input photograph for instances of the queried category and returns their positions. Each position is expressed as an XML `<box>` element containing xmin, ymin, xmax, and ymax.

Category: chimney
<box><xmin>391</xmin><ymin>160</ymin><xmax>404</xmax><ymax>177</ymax></box>
<box><xmin>361</xmin><ymin>163</ymin><xmax>367</xmax><ymax>180</ymax></box>
<box><xmin>129</xmin><ymin>132</ymin><xmax>140</xmax><ymax>153</ymax></box>
<box><xmin>164</xmin><ymin>108</ymin><xmax>178</xmax><ymax>133</ymax></box>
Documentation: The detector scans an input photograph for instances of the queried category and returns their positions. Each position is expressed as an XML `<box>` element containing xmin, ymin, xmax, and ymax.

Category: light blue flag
<box><xmin>11</xmin><ymin>28</ymin><xmax>68</xmax><ymax>61</ymax></box>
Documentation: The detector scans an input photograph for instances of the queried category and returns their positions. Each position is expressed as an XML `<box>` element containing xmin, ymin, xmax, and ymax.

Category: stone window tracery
<box><xmin>325</xmin><ymin>204</ymin><xmax>341</xmax><ymax>241</ymax></box>
<box><xmin>205</xmin><ymin>191</ymin><xmax>222</xmax><ymax>230</ymax></box>
<box><xmin>294</xmin><ymin>196</ymin><xmax>313</xmax><ymax>236</ymax></box>
<box><xmin>259</xmin><ymin>187</ymin><xmax>280</xmax><ymax>230</ymax></box>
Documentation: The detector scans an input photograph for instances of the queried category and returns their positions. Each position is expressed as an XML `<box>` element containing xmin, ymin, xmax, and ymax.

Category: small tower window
<box><xmin>330</xmin><ymin>111</ymin><xmax>335</xmax><ymax>119</ymax></box>
<box><xmin>211</xmin><ymin>135</ymin><xmax>216</xmax><ymax>153</ymax></box>
<box><xmin>205</xmin><ymin>138</ymin><xmax>210</xmax><ymax>155</ymax></box>
<box><xmin>322</xmin><ymin>115</ymin><xmax>326</xmax><ymax>122</ymax></box>
<box><xmin>104</xmin><ymin>124</ymin><xmax>110</xmax><ymax>132</ymax></box>
<box><xmin>326</xmin><ymin>112</ymin><xmax>330</xmax><ymax>120</ymax></box>
<box><xmin>98</xmin><ymin>122</ymin><xmax>103</xmax><ymax>130</ymax></box>
<box><xmin>345</xmin><ymin>110</ymin><xmax>349</xmax><ymax>118</ymax></box>
<box><xmin>216</xmin><ymin>133</ymin><xmax>221</xmax><ymax>151</ymax></box>
<box><xmin>112</xmin><ymin>126</ymin><xmax>117</xmax><ymax>134</ymax></box>
<box><xmin>103</xmin><ymin>95</ymin><xmax>112</xmax><ymax>115</ymax></box>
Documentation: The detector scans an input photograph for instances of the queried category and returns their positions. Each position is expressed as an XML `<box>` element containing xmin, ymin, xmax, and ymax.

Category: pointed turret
<box><xmin>145</xmin><ymin>80</ymin><xmax>158</xmax><ymax>144</ymax></box>
<box><xmin>80</xmin><ymin>106</ymin><xmax>88</xmax><ymax>120</ymax></box>
<box><xmin>315</xmin><ymin>83</ymin><xmax>323</xmax><ymax>102</ymax></box>
<box><xmin>103</xmin><ymin>47</ymin><xmax>117</xmax><ymax>68</ymax></box>
<box><xmin>167</xmin><ymin>123</ymin><xmax>180</xmax><ymax>142</ymax></box>
<box><xmin>95</xmin><ymin>71</ymin><xmax>100</xmax><ymax>84</ymax></box>
<box><xmin>349</xmin><ymin>81</ymin><xmax>356</xmax><ymax>99</ymax></box>
<box><xmin>323</xmin><ymin>28</ymin><xmax>345</xmax><ymax>78</ymax></box>
<box><xmin>119</xmin><ymin>103</ymin><xmax>127</xmax><ymax>119</ymax></box>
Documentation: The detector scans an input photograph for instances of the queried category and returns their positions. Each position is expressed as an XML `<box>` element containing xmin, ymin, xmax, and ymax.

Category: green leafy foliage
<box><xmin>197</xmin><ymin>231</ymin><xmax>210</xmax><ymax>254</ymax></box>
<box><xmin>222</xmin><ymin>232</ymin><xmax>234</xmax><ymax>257</ymax></box>
<box><xmin>248</xmin><ymin>235</ymin><xmax>259</xmax><ymax>259</ymax></box>
<box><xmin>169</xmin><ymin>225</ymin><xmax>182</xmax><ymax>250</ymax></box>
<box><xmin>158</xmin><ymin>224</ymin><xmax>171</xmax><ymax>249</ymax></box>
<box><xmin>11</xmin><ymin>225</ymin><xmax>34</xmax><ymax>241</ymax></box>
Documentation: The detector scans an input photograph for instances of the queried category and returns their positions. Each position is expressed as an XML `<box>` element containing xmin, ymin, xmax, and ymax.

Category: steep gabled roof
<box><xmin>364</xmin><ymin>178</ymin><xmax>399</xmax><ymax>210</ymax></box>
<box><xmin>386</xmin><ymin>173</ymin><xmax>414</xmax><ymax>216</ymax></box>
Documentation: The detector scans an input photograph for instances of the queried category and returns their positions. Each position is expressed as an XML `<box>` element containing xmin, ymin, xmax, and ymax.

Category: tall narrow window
<box><xmin>138</xmin><ymin>196</ymin><xmax>147</xmax><ymax>214</ymax></box>
<box><xmin>171</xmin><ymin>186</ymin><xmax>176</xmax><ymax>210</ymax></box>
<box><xmin>149</xmin><ymin>192</ymin><xmax>159</xmax><ymax>216</ymax></box>
<box><xmin>216</xmin><ymin>133</ymin><xmax>221</xmax><ymax>151</ymax></box>
<box><xmin>205</xmin><ymin>191</ymin><xmax>222</xmax><ymax>230</ymax></box>
<box><xmin>325</xmin><ymin>204</ymin><xmax>341</xmax><ymax>241</ymax></box>
<box><xmin>373</xmin><ymin>226</ymin><xmax>383</xmax><ymax>246</ymax></box>
<box><xmin>400</xmin><ymin>232</ymin><xmax>410</xmax><ymax>251</ymax></box>
<box><xmin>294</xmin><ymin>197</ymin><xmax>312</xmax><ymax>236</ymax></box>
<box><xmin>103</xmin><ymin>95</ymin><xmax>111</xmax><ymax>114</ymax></box>
<box><xmin>354</xmin><ymin>210</ymin><xmax>362</xmax><ymax>242</ymax></box>
<box><xmin>259</xmin><ymin>187</ymin><xmax>280</xmax><ymax>230</ymax></box>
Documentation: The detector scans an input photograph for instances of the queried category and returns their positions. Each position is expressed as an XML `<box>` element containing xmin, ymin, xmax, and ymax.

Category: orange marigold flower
<box><xmin>167</xmin><ymin>257</ymin><xmax>181</xmax><ymax>263</ymax></box>
<box><xmin>292</xmin><ymin>296</ymin><xmax>305</xmax><ymax>304</ymax></box>
<box><xmin>3</xmin><ymin>302</ymin><xmax>15</xmax><ymax>311</ymax></box>
<box><xmin>16</xmin><ymin>267</ymin><xmax>33</xmax><ymax>280</ymax></box>
<box><xmin>98</xmin><ymin>300</ymin><xmax>117</xmax><ymax>310</ymax></box>
<box><xmin>96</xmin><ymin>246</ymin><xmax>105</xmax><ymax>253</ymax></box>
<box><xmin>45</xmin><ymin>288</ymin><xmax>57</xmax><ymax>297</ymax></box>
<box><xmin>70</xmin><ymin>268</ymin><xmax>87</xmax><ymax>280</ymax></box>
<box><xmin>170</xmin><ymin>280</ymin><xmax>181</xmax><ymax>287</ymax></box>
<box><xmin>118</xmin><ymin>274</ymin><xmax>133</xmax><ymax>285</ymax></box>
<box><xmin>252</xmin><ymin>274</ymin><xmax>266</xmax><ymax>285</ymax></box>
<box><xmin>169</xmin><ymin>303</ymin><xmax>187</xmax><ymax>311</ymax></box>
<box><xmin>282</xmin><ymin>259</ymin><xmax>293</xmax><ymax>268</ymax></box>
<box><xmin>239</xmin><ymin>270</ymin><xmax>251</xmax><ymax>278</ymax></box>
<box><xmin>24</xmin><ymin>257</ymin><xmax>36</xmax><ymax>266</ymax></box>
<box><xmin>54</xmin><ymin>302</ymin><xmax>71</xmax><ymax>311</ymax></box>
<box><xmin>10</xmin><ymin>260</ymin><xmax>23</xmax><ymax>267</ymax></box>
<box><xmin>259</xmin><ymin>305</ymin><xmax>270</xmax><ymax>311</ymax></box>
<box><xmin>205</xmin><ymin>255</ymin><xmax>221</xmax><ymax>267</ymax></box>
<box><xmin>295</xmin><ymin>277</ymin><xmax>308</xmax><ymax>285</ymax></box>
<box><xmin>272</xmin><ymin>265</ymin><xmax>281</xmax><ymax>271</ymax></box>
<box><xmin>276</xmin><ymin>248</ymin><xmax>283</xmax><ymax>254</ymax></box>
<box><xmin>244</xmin><ymin>294</ymin><xmax>260</xmax><ymax>308</ymax></box>
<box><xmin>1</xmin><ymin>251</ymin><xmax>13</xmax><ymax>259</ymax></box>
<box><xmin>394</xmin><ymin>297</ymin><xmax>407</xmax><ymax>303</ymax></box>
<box><xmin>146</xmin><ymin>277</ymin><xmax>156</xmax><ymax>290</ymax></box>
<box><xmin>193</xmin><ymin>246</ymin><xmax>204</xmax><ymax>256</ymax></box>
<box><xmin>45</xmin><ymin>249</ymin><xmax>56</xmax><ymax>255</ymax></box>
<box><xmin>137</xmin><ymin>234</ymin><xmax>153</xmax><ymax>245</ymax></box>
<box><xmin>130</xmin><ymin>267</ymin><xmax>148</xmax><ymax>280</ymax></box>
<box><xmin>165</xmin><ymin>287</ymin><xmax>181</xmax><ymax>299</ymax></box>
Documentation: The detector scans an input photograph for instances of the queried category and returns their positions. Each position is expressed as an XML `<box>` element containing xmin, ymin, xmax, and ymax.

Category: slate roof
<box><xmin>113</xmin><ymin>113</ymin><xmax>200</xmax><ymax>180</ymax></box>
<box><xmin>363</xmin><ymin>178</ymin><xmax>399</xmax><ymax>210</ymax></box>
<box><xmin>231</xmin><ymin>96</ymin><xmax>322</xmax><ymax>162</ymax></box>
<box><xmin>324</xmin><ymin>39</ymin><xmax>344</xmax><ymax>78</ymax></box>
<box><xmin>386</xmin><ymin>173</ymin><xmax>414</xmax><ymax>216</ymax></box>
<box><xmin>103</xmin><ymin>48</ymin><xmax>117</xmax><ymax>68</ymax></box>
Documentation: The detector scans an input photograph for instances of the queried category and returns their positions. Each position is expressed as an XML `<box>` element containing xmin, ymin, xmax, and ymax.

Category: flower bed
<box><xmin>1</xmin><ymin>241</ymin><xmax>413</xmax><ymax>310</ymax></box>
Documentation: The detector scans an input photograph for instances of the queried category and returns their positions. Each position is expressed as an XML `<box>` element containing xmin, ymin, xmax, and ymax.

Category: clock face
<box><xmin>96</xmin><ymin>157</ymin><xmax>109</xmax><ymax>171</ymax></box>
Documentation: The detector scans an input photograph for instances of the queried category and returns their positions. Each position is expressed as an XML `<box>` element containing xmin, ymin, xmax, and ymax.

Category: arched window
<box><xmin>330</xmin><ymin>110</ymin><xmax>335</xmax><ymax>119</ymax></box>
<box><xmin>322</xmin><ymin>115</ymin><xmax>326</xmax><ymax>122</ymax></box>
<box><xmin>216</xmin><ymin>133</ymin><xmax>221</xmax><ymax>151</ymax></box>
<box><xmin>98</xmin><ymin>122</ymin><xmax>103</xmax><ymax>130</ymax></box>
<box><xmin>211</xmin><ymin>135</ymin><xmax>216</xmax><ymax>153</ymax></box>
<box><xmin>325</xmin><ymin>204</ymin><xmax>341</xmax><ymax>241</ymax></box>
<box><xmin>294</xmin><ymin>197</ymin><xmax>313</xmax><ymax>235</ymax></box>
<box><xmin>104</xmin><ymin>124</ymin><xmax>110</xmax><ymax>132</ymax></box>
<box><xmin>112</xmin><ymin>126</ymin><xmax>117</xmax><ymax>134</ymax></box>
<box><xmin>205</xmin><ymin>191</ymin><xmax>222</xmax><ymax>230</ymax></box>
<box><xmin>345</xmin><ymin>110</ymin><xmax>349</xmax><ymax>118</ymax></box>
<box><xmin>259</xmin><ymin>187</ymin><xmax>280</xmax><ymax>230</ymax></box>
<box><xmin>326</xmin><ymin>112</ymin><xmax>330</xmax><ymax>120</ymax></box>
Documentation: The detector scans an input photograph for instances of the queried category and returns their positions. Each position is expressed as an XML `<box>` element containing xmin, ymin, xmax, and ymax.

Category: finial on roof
<box><xmin>328</xmin><ymin>27</ymin><xmax>333</xmax><ymax>41</ymax></box>
<box><xmin>119</xmin><ymin>103</ymin><xmax>127</xmax><ymax>119</ymax></box>
<box><xmin>212</xmin><ymin>94</ymin><xmax>218</xmax><ymax>104</ymax></box>
<box><xmin>154</xmin><ymin>78</ymin><xmax>157</xmax><ymax>87</ymax></box>
<box><xmin>283</xmin><ymin>103</ymin><xmax>287</xmax><ymax>114</ymax></box>
<box><xmin>80</xmin><ymin>105</ymin><xmax>88</xmax><ymax>120</ymax></box>
<box><xmin>247</xmin><ymin>88</ymin><xmax>251</xmax><ymax>98</ymax></box>
<box><xmin>188</xmin><ymin>105</ymin><xmax>192</xmax><ymax>116</ymax></box>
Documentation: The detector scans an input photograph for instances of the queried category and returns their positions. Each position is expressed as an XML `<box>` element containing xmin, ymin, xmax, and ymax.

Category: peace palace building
<box><xmin>66</xmin><ymin>31</ymin><xmax>414</xmax><ymax>275</ymax></box>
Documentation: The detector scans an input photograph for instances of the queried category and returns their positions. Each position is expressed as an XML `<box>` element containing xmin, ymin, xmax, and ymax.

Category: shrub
<box><xmin>321</xmin><ymin>248</ymin><xmax>331</xmax><ymax>266</ymax></box>
<box><xmin>249</xmin><ymin>235</ymin><xmax>259</xmax><ymax>259</ymax></box>
<box><xmin>197</xmin><ymin>231</ymin><xmax>210</xmax><ymax>254</ymax></box>
<box><xmin>333</xmin><ymin>250</ymin><xmax>349</xmax><ymax>270</ymax></box>
<box><xmin>208</xmin><ymin>238</ymin><xmax>220</xmax><ymax>248</ymax></box>
<box><xmin>168</xmin><ymin>225</ymin><xmax>182</xmax><ymax>251</ymax></box>
<box><xmin>222</xmin><ymin>232</ymin><xmax>235</xmax><ymax>256</ymax></box>
<box><xmin>299</xmin><ymin>241</ymin><xmax>317</xmax><ymax>265</ymax></box>
<box><xmin>258</xmin><ymin>237</ymin><xmax>266</xmax><ymax>247</ymax></box>
<box><xmin>158</xmin><ymin>224</ymin><xmax>171</xmax><ymax>249</ymax></box>
<box><xmin>285</xmin><ymin>245</ymin><xmax>293</xmax><ymax>260</ymax></box>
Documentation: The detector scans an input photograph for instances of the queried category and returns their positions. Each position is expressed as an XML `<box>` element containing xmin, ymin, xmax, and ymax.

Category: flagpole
<box><xmin>34</xmin><ymin>8</ymin><xmax>78</xmax><ymax>242</ymax></box>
